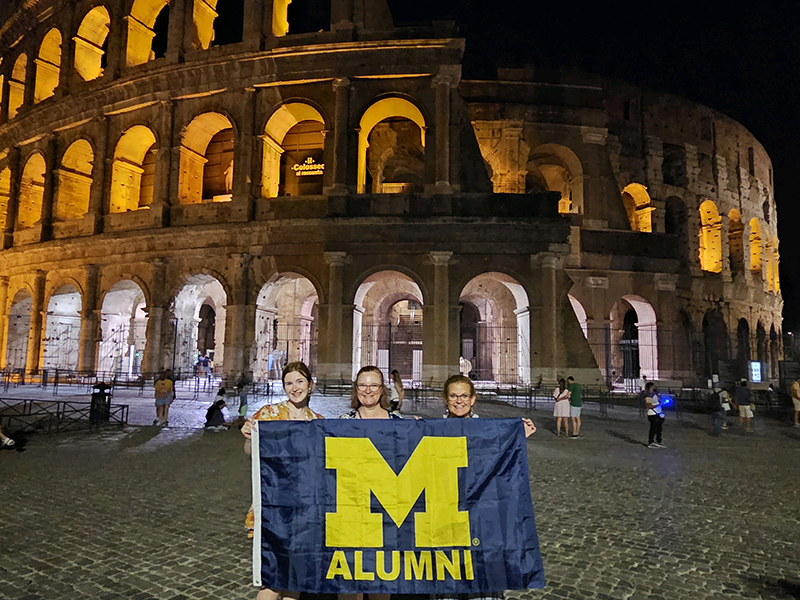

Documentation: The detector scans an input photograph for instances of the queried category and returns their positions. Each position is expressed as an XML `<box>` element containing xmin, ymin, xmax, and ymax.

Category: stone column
<box><xmin>89</xmin><ymin>115</ymin><xmax>110</xmax><ymax>234</ymax></box>
<box><xmin>153</xmin><ymin>100</ymin><xmax>175</xmax><ymax>226</ymax></box>
<box><xmin>331</xmin><ymin>0</ymin><xmax>355</xmax><ymax>33</ymax></box>
<box><xmin>530</xmin><ymin>253</ymin><xmax>562</xmax><ymax>385</ymax></box>
<box><xmin>26</xmin><ymin>270</ymin><xmax>47</xmax><ymax>374</ymax></box>
<box><xmin>431</xmin><ymin>67</ymin><xmax>460</xmax><ymax>194</ymax></box>
<box><xmin>40</xmin><ymin>135</ymin><xmax>58</xmax><ymax>241</ymax></box>
<box><xmin>242</xmin><ymin>0</ymin><xmax>266</xmax><ymax>49</ymax></box>
<box><xmin>57</xmin><ymin>10</ymin><xmax>77</xmax><ymax>98</ymax></box>
<box><xmin>169</xmin><ymin>0</ymin><xmax>189</xmax><ymax>62</ymax></box>
<box><xmin>326</xmin><ymin>77</ymin><xmax>350</xmax><ymax>195</ymax></box>
<box><xmin>317</xmin><ymin>252</ymin><xmax>351</xmax><ymax>381</ymax></box>
<box><xmin>0</xmin><ymin>276</ymin><xmax>9</xmax><ymax>369</ymax></box>
<box><xmin>23</xmin><ymin>51</ymin><xmax>36</xmax><ymax>108</ymax></box>
<box><xmin>422</xmin><ymin>251</ymin><xmax>454</xmax><ymax>384</ymax></box>
<box><xmin>222</xmin><ymin>253</ymin><xmax>253</xmax><ymax>380</ymax></box>
<box><xmin>105</xmin><ymin>8</ymin><xmax>124</xmax><ymax>79</ymax></box>
<box><xmin>78</xmin><ymin>264</ymin><xmax>100</xmax><ymax>373</ymax></box>
<box><xmin>3</xmin><ymin>147</ymin><xmax>21</xmax><ymax>249</ymax></box>
<box><xmin>234</xmin><ymin>88</ymin><xmax>256</xmax><ymax>219</ymax></box>
<box><xmin>142</xmin><ymin>260</ymin><xmax>167</xmax><ymax>373</ymax></box>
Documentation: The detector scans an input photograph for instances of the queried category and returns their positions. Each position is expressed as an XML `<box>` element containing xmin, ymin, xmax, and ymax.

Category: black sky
<box><xmin>388</xmin><ymin>0</ymin><xmax>800</xmax><ymax>330</ymax></box>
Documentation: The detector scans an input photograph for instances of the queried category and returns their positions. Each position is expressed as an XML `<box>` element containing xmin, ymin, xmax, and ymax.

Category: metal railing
<box><xmin>0</xmin><ymin>397</ymin><xmax>128</xmax><ymax>434</ymax></box>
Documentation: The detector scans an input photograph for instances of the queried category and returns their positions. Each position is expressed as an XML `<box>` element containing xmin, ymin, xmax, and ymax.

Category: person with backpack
<box><xmin>154</xmin><ymin>370</ymin><xmax>176</xmax><ymax>426</ymax></box>
<box><xmin>708</xmin><ymin>386</ymin><xmax>725</xmax><ymax>436</ymax></box>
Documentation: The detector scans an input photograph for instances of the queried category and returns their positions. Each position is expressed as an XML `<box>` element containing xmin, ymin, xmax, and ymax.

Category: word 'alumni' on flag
<box><xmin>251</xmin><ymin>418</ymin><xmax>546</xmax><ymax>594</ymax></box>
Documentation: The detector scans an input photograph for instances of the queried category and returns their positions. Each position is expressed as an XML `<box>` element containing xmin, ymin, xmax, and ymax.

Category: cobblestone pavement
<box><xmin>1</xmin><ymin>387</ymin><xmax>800</xmax><ymax>599</ymax></box>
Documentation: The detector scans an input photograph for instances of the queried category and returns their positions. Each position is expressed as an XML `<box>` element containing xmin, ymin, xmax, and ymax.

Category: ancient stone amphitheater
<box><xmin>0</xmin><ymin>0</ymin><xmax>783</xmax><ymax>388</ymax></box>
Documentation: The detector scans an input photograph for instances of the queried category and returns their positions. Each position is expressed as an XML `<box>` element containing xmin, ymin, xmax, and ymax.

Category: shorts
<box><xmin>739</xmin><ymin>404</ymin><xmax>754</xmax><ymax>419</ymax></box>
<box><xmin>793</xmin><ymin>399</ymin><xmax>800</xmax><ymax>412</ymax></box>
<box><xmin>155</xmin><ymin>396</ymin><xmax>172</xmax><ymax>406</ymax></box>
<box><xmin>570</xmin><ymin>406</ymin><xmax>582</xmax><ymax>418</ymax></box>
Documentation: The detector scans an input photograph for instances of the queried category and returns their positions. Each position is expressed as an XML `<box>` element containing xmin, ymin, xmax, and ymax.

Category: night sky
<box><xmin>388</xmin><ymin>0</ymin><xmax>800</xmax><ymax>330</ymax></box>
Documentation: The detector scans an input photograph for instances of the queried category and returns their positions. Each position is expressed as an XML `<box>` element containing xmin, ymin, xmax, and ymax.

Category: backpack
<box><xmin>707</xmin><ymin>391</ymin><xmax>721</xmax><ymax>412</ymax></box>
<box><xmin>155</xmin><ymin>378</ymin><xmax>172</xmax><ymax>397</ymax></box>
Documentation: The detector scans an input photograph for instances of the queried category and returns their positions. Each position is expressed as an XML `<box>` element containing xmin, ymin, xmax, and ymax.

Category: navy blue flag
<box><xmin>251</xmin><ymin>418</ymin><xmax>545</xmax><ymax>594</ymax></box>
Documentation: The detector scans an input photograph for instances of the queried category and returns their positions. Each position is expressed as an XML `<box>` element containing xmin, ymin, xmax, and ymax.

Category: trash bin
<box><xmin>90</xmin><ymin>382</ymin><xmax>112</xmax><ymax>424</ymax></box>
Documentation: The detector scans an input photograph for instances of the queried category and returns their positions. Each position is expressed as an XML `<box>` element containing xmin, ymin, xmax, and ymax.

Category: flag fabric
<box><xmin>252</xmin><ymin>417</ymin><xmax>545</xmax><ymax>594</ymax></box>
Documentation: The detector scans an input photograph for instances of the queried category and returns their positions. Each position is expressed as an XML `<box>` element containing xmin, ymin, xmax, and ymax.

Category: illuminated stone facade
<box><xmin>0</xmin><ymin>0</ymin><xmax>782</xmax><ymax>387</ymax></box>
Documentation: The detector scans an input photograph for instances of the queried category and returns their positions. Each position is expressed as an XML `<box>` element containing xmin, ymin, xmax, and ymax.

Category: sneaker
<box><xmin>647</xmin><ymin>443</ymin><xmax>659</xmax><ymax>449</ymax></box>
<box><xmin>654</xmin><ymin>442</ymin><xmax>667</xmax><ymax>448</ymax></box>
<box><xmin>793</xmin><ymin>423</ymin><xmax>800</xmax><ymax>428</ymax></box>
<box><xmin>570</xmin><ymin>434</ymin><xmax>580</xmax><ymax>438</ymax></box>
<box><xmin>162</xmin><ymin>420</ymin><xmax>169</xmax><ymax>427</ymax></box>
<box><xmin>153</xmin><ymin>419</ymin><xmax>160</xmax><ymax>426</ymax></box>
<box><xmin>1</xmin><ymin>437</ymin><xmax>15</xmax><ymax>447</ymax></box>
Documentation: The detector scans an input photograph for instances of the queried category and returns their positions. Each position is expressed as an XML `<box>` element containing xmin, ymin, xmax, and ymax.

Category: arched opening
<box><xmin>765</xmin><ymin>238</ymin><xmax>774</xmax><ymax>291</ymax></box>
<box><xmin>459</xmin><ymin>272</ymin><xmax>530</xmax><ymax>385</ymax></box>
<box><xmin>98</xmin><ymin>280</ymin><xmax>148</xmax><ymax>376</ymax></box>
<box><xmin>74</xmin><ymin>6</ymin><xmax>110</xmax><ymax>81</ymax></box>
<box><xmin>353</xmin><ymin>271</ymin><xmax>424</xmax><ymax>382</ymax></box>
<box><xmin>211</xmin><ymin>0</ymin><xmax>244</xmax><ymax>45</ymax></box>
<box><xmin>126</xmin><ymin>0</ymin><xmax>170</xmax><ymax>67</ymax></box>
<box><xmin>0</xmin><ymin>167</ymin><xmax>10</xmax><ymax>231</ymax></box>
<box><xmin>702</xmin><ymin>309</ymin><xmax>728</xmax><ymax>378</ymax></box>
<box><xmin>728</xmin><ymin>209</ymin><xmax>744</xmax><ymax>273</ymax></box>
<box><xmin>17</xmin><ymin>153</ymin><xmax>46</xmax><ymax>229</ymax></box>
<box><xmin>55</xmin><ymin>139</ymin><xmax>94</xmax><ymax>222</ymax></box>
<box><xmin>736</xmin><ymin>318</ymin><xmax>751</xmax><ymax>376</ymax></box>
<box><xmin>526</xmin><ymin>144</ymin><xmax>584</xmax><ymax>214</ymax></box>
<box><xmin>109</xmin><ymin>126</ymin><xmax>156</xmax><ymax>213</ymax></box>
<box><xmin>610</xmin><ymin>295</ymin><xmax>658</xmax><ymax>386</ymax></box>
<box><xmin>171</xmin><ymin>274</ymin><xmax>226</xmax><ymax>375</ymax></box>
<box><xmin>621</xmin><ymin>183</ymin><xmax>654</xmax><ymax>232</ymax></box>
<box><xmin>42</xmin><ymin>284</ymin><xmax>82</xmax><ymax>372</ymax></box>
<box><xmin>5</xmin><ymin>290</ymin><xmax>32</xmax><ymax>371</ymax></box>
<box><xmin>698</xmin><ymin>199</ymin><xmax>722</xmax><ymax>273</ymax></box>
<box><xmin>8</xmin><ymin>54</ymin><xmax>27</xmax><ymax>119</ymax></box>
<box><xmin>749</xmin><ymin>218</ymin><xmax>762</xmax><ymax>273</ymax></box>
<box><xmin>272</xmin><ymin>0</ymin><xmax>330</xmax><ymax>36</ymax></box>
<box><xmin>178</xmin><ymin>113</ymin><xmax>234</xmax><ymax>204</ymax></box>
<box><xmin>665</xmin><ymin>196</ymin><xmax>688</xmax><ymax>263</ymax></box>
<box><xmin>262</xmin><ymin>103</ymin><xmax>325</xmax><ymax>198</ymax></box>
<box><xmin>769</xmin><ymin>325</ymin><xmax>779</xmax><ymax>380</ymax></box>
<box><xmin>567</xmin><ymin>294</ymin><xmax>588</xmax><ymax>338</ymax></box>
<box><xmin>254</xmin><ymin>274</ymin><xmax>319</xmax><ymax>380</ymax></box>
<box><xmin>34</xmin><ymin>29</ymin><xmax>62</xmax><ymax>103</ymax></box>
<box><xmin>773</xmin><ymin>236</ymin><xmax>780</xmax><ymax>292</ymax></box>
<box><xmin>357</xmin><ymin>98</ymin><xmax>426</xmax><ymax>194</ymax></box>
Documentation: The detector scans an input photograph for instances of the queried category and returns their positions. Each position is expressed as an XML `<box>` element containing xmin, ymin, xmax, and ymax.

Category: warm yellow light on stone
<box><xmin>34</xmin><ymin>28</ymin><xmax>62</xmax><ymax>103</ymax></box>
<box><xmin>55</xmin><ymin>139</ymin><xmax>94</xmax><ymax>222</ymax></box>
<box><xmin>17</xmin><ymin>153</ymin><xmax>46</xmax><ymax>229</ymax></box>
<box><xmin>773</xmin><ymin>237</ymin><xmax>780</xmax><ymax>292</ymax></box>
<box><xmin>192</xmin><ymin>0</ymin><xmax>218</xmax><ymax>50</ymax></box>
<box><xmin>621</xmin><ymin>183</ymin><xmax>654</xmax><ymax>232</ymax></box>
<box><xmin>110</xmin><ymin>125</ymin><xmax>157</xmax><ymax>213</ymax></box>
<box><xmin>178</xmin><ymin>112</ymin><xmax>233</xmax><ymax>204</ymax></box>
<box><xmin>0</xmin><ymin>167</ymin><xmax>10</xmax><ymax>230</ymax></box>
<box><xmin>749</xmin><ymin>217</ymin><xmax>762</xmax><ymax>273</ymax></box>
<box><xmin>272</xmin><ymin>0</ymin><xmax>291</xmax><ymax>36</ymax></box>
<box><xmin>74</xmin><ymin>7</ymin><xmax>110</xmax><ymax>81</ymax></box>
<box><xmin>765</xmin><ymin>239</ymin><xmax>774</xmax><ymax>291</ymax></box>
<box><xmin>126</xmin><ymin>0</ymin><xmax>168</xmax><ymax>67</ymax></box>
<box><xmin>698</xmin><ymin>199</ymin><xmax>722</xmax><ymax>273</ymax></box>
<box><xmin>8</xmin><ymin>54</ymin><xmax>27</xmax><ymax>119</ymax></box>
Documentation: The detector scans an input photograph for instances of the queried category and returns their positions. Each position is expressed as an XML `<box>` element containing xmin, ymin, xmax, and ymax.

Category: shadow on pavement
<box><xmin>741</xmin><ymin>574</ymin><xmax>800</xmax><ymax>599</ymax></box>
<box><xmin>116</xmin><ymin>426</ymin><xmax>164</xmax><ymax>450</ymax></box>
<box><xmin>605</xmin><ymin>429</ymin><xmax>645</xmax><ymax>446</ymax></box>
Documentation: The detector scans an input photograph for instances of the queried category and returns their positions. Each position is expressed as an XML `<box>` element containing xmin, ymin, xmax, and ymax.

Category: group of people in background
<box><xmin>553</xmin><ymin>376</ymin><xmax>583</xmax><ymax>437</ymax></box>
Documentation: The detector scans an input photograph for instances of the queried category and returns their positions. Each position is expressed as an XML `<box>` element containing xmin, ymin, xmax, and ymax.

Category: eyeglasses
<box><xmin>357</xmin><ymin>383</ymin><xmax>383</xmax><ymax>392</ymax></box>
<box><xmin>447</xmin><ymin>393</ymin><xmax>472</xmax><ymax>402</ymax></box>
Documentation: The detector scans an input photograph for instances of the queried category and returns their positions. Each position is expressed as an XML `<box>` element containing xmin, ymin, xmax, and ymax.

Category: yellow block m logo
<box><xmin>325</xmin><ymin>436</ymin><xmax>470</xmax><ymax>548</ymax></box>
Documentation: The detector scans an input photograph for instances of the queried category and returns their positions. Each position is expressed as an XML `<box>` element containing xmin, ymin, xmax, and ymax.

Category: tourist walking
<box><xmin>567</xmin><ymin>376</ymin><xmax>582</xmax><ymax>438</ymax></box>
<box><xmin>645</xmin><ymin>382</ymin><xmax>666</xmax><ymax>448</ymax></box>
<box><xmin>732</xmin><ymin>380</ymin><xmax>753</xmax><ymax>432</ymax></box>
<box><xmin>791</xmin><ymin>377</ymin><xmax>800</xmax><ymax>428</ymax></box>
<box><xmin>153</xmin><ymin>370</ymin><xmax>175</xmax><ymax>426</ymax></box>
<box><xmin>553</xmin><ymin>377</ymin><xmax>571</xmax><ymax>437</ymax></box>
<box><xmin>720</xmin><ymin>385</ymin><xmax>732</xmax><ymax>429</ymax></box>
<box><xmin>708</xmin><ymin>386</ymin><xmax>725</xmax><ymax>436</ymax></box>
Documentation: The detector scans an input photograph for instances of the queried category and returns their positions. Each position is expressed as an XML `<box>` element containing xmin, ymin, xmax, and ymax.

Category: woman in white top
<box><xmin>553</xmin><ymin>377</ymin><xmax>571</xmax><ymax>437</ymax></box>
<box><xmin>389</xmin><ymin>369</ymin><xmax>404</xmax><ymax>412</ymax></box>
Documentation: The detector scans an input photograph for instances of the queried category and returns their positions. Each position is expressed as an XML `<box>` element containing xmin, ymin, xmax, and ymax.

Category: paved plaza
<box><xmin>1</xmin><ymin>385</ymin><xmax>800</xmax><ymax>600</ymax></box>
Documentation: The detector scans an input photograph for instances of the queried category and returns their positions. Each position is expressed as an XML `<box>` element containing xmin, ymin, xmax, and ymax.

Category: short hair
<box><xmin>443</xmin><ymin>374</ymin><xmax>475</xmax><ymax>399</ymax></box>
<box><xmin>645</xmin><ymin>381</ymin><xmax>655</xmax><ymax>392</ymax></box>
<box><xmin>351</xmin><ymin>366</ymin><xmax>390</xmax><ymax>410</ymax></box>
<box><xmin>282</xmin><ymin>361</ymin><xmax>313</xmax><ymax>386</ymax></box>
<box><xmin>567</xmin><ymin>376</ymin><xmax>575</xmax><ymax>383</ymax></box>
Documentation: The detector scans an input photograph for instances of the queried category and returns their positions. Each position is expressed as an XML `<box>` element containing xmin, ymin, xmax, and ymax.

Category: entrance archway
<box><xmin>352</xmin><ymin>271</ymin><xmax>424</xmax><ymax>382</ymax></box>
<box><xmin>171</xmin><ymin>275</ymin><xmax>226</xmax><ymax>375</ymax></box>
<box><xmin>5</xmin><ymin>290</ymin><xmax>32</xmax><ymax>370</ymax></box>
<box><xmin>459</xmin><ymin>272</ymin><xmax>530</xmax><ymax>384</ymax></box>
<box><xmin>98</xmin><ymin>281</ymin><xmax>148</xmax><ymax>376</ymax></box>
<box><xmin>702</xmin><ymin>309</ymin><xmax>728</xmax><ymax>378</ymax></box>
<box><xmin>42</xmin><ymin>284</ymin><xmax>82</xmax><ymax>372</ymax></box>
<box><xmin>253</xmin><ymin>273</ymin><xmax>319</xmax><ymax>380</ymax></box>
<box><xmin>610</xmin><ymin>295</ymin><xmax>659</xmax><ymax>385</ymax></box>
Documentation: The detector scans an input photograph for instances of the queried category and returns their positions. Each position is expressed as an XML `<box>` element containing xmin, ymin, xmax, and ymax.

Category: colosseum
<box><xmin>0</xmin><ymin>0</ymin><xmax>783</xmax><ymax>390</ymax></box>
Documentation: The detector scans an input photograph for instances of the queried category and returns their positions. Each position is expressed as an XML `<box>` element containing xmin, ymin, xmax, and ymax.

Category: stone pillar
<box><xmin>169</xmin><ymin>0</ymin><xmax>189</xmax><ymax>62</ymax></box>
<box><xmin>242</xmin><ymin>0</ymin><xmax>266</xmax><ymax>49</ymax></box>
<box><xmin>142</xmin><ymin>260</ymin><xmax>167</xmax><ymax>373</ymax></box>
<box><xmin>223</xmin><ymin>253</ymin><xmax>253</xmax><ymax>380</ymax></box>
<box><xmin>422</xmin><ymin>251</ymin><xmax>454</xmax><ymax>384</ymax></box>
<box><xmin>3</xmin><ymin>147</ymin><xmax>21</xmax><ymax>249</ymax></box>
<box><xmin>89</xmin><ymin>115</ymin><xmax>110</xmax><ymax>234</ymax></box>
<box><xmin>153</xmin><ymin>100</ymin><xmax>175</xmax><ymax>226</ymax></box>
<box><xmin>26</xmin><ymin>270</ymin><xmax>47</xmax><ymax>374</ymax></box>
<box><xmin>0</xmin><ymin>276</ymin><xmax>9</xmax><ymax>370</ymax></box>
<box><xmin>430</xmin><ymin>67</ymin><xmax>460</xmax><ymax>194</ymax></box>
<box><xmin>23</xmin><ymin>51</ymin><xmax>36</xmax><ymax>108</ymax></box>
<box><xmin>105</xmin><ymin>8</ymin><xmax>125</xmax><ymax>79</ymax></box>
<box><xmin>78</xmin><ymin>264</ymin><xmax>100</xmax><ymax>373</ymax></box>
<box><xmin>530</xmin><ymin>253</ymin><xmax>562</xmax><ymax>385</ymax></box>
<box><xmin>234</xmin><ymin>88</ymin><xmax>256</xmax><ymax>218</ymax></box>
<box><xmin>326</xmin><ymin>77</ymin><xmax>350</xmax><ymax>195</ymax></box>
<box><xmin>56</xmin><ymin>10</ymin><xmax>77</xmax><ymax>98</ymax></box>
<box><xmin>317</xmin><ymin>252</ymin><xmax>351</xmax><ymax>381</ymax></box>
<box><xmin>40</xmin><ymin>135</ymin><xmax>58</xmax><ymax>241</ymax></box>
<box><xmin>331</xmin><ymin>0</ymin><xmax>355</xmax><ymax>33</ymax></box>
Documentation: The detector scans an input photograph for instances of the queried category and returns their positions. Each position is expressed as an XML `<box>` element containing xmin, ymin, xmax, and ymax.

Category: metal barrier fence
<box><xmin>0</xmin><ymin>397</ymin><xmax>128</xmax><ymax>434</ymax></box>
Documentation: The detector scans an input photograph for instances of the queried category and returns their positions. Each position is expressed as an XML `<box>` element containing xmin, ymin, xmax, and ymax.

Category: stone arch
<box><xmin>621</xmin><ymin>183</ymin><xmax>654</xmax><ymax>232</ymax></box>
<box><xmin>527</xmin><ymin>143</ymin><xmax>584</xmax><ymax>214</ymax></box>
<box><xmin>109</xmin><ymin>125</ymin><xmax>157</xmax><ymax>213</ymax></box>
<box><xmin>42</xmin><ymin>283</ymin><xmax>83</xmax><ymax>372</ymax></box>
<box><xmin>75</xmin><ymin>6</ymin><xmax>110</xmax><ymax>81</ymax></box>
<box><xmin>262</xmin><ymin>102</ymin><xmax>326</xmax><ymax>198</ymax></box>
<box><xmin>610</xmin><ymin>294</ymin><xmax>659</xmax><ymax>383</ymax></box>
<box><xmin>728</xmin><ymin>209</ymin><xmax>744</xmax><ymax>273</ymax></box>
<box><xmin>352</xmin><ymin>270</ymin><xmax>425</xmax><ymax>382</ymax></box>
<box><xmin>698</xmin><ymin>199</ymin><xmax>722</xmax><ymax>273</ymax></box>
<box><xmin>5</xmin><ymin>289</ymin><xmax>32</xmax><ymax>370</ymax></box>
<box><xmin>749</xmin><ymin>218</ymin><xmax>762</xmax><ymax>273</ymax></box>
<box><xmin>357</xmin><ymin>97</ymin><xmax>426</xmax><ymax>194</ymax></box>
<box><xmin>567</xmin><ymin>294</ymin><xmax>588</xmax><ymax>338</ymax></box>
<box><xmin>0</xmin><ymin>166</ymin><xmax>10</xmax><ymax>231</ymax></box>
<box><xmin>178</xmin><ymin>112</ymin><xmax>235</xmax><ymax>204</ymax></box>
<box><xmin>98</xmin><ymin>279</ymin><xmax>148</xmax><ymax>375</ymax></box>
<box><xmin>55</xmin><ymin>139</ymin><xmax>94</xmax><ymax>222</ymax></box>
<box><xmin>126</xmin><ymin>0</ymin><xmax>170</xmax><ymax>67</ymax></box>
<box><xmin>170</xmin><ymin>273</ymin><xmax>227</xmax><ymax>375</ymax></box>
<box><xmin>17</xmin><ymin>153</ymin><xmax>46</xmax><ymax>229</ymax></box>
<box><xmin>702</xmin><ymin>309</ymin><xmax>728</xmax><ymax>378</ymax></box>
<box><xmin>459</xmin><ymin>272</ymin><xmax>531</xmax><ymax>385</ymax></box>
<box><xmin>253</xmin><ymin>272</ymin><xmax>320</xmax><ymax>379</ymax></box>
<box><xmin>34</xmin><ymin>28</ymin><xmax>62</xmax><ymax>103</ymax></box>
<box><xmin>9</xmin><ymin>53</ymin><xmax>27</xmax><ymax>119</ymax></box>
